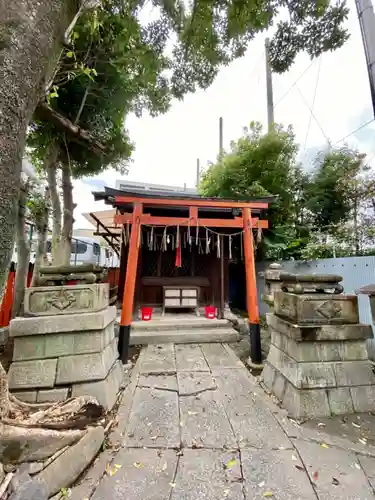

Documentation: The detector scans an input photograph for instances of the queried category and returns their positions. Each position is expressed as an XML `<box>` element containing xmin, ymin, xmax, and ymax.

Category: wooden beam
<box><xmin>189</xmin><ymin>206</ymin><xmax>198</xmax><ymax>221</ymax></box>
<box><xmin>118</xmin><ymin>203</ymin><xmax>142</xmax><ymax>363</ymax></box>
<box><xmin>114</xmin><ymin>195</ymin><xmax>269</xmax><ymax>209</ymax></box>
<box><xmin>93</xmin><ymin>232</ymin><xmax>120</xmax><ymax>241</ymax></box>
<box><xmin>243</xmin><ymin>207</ymin><xmax>261</xmax><ymax>364</ymax></box>
<box><xmin>114</xmin><ymin>213</ymin><xmax>268</xmax><ymax>229</ymax></box>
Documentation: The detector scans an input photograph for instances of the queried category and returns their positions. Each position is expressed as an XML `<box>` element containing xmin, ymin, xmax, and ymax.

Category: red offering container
<box><xmin>205</xmin><ymin>306</ymin><xmax>216</xmax><ymax>319</ymax></box>
<box><xmin>141</xmin><ymin>307</ymin><xmax>153</xmax><ymax>321</ymax></box>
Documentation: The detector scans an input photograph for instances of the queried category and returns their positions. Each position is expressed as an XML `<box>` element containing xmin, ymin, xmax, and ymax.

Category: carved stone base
<box><xmin>23</xmin><ymin>283</ymin><xmax>109</xmax><ymax>316</ymax></box>
<box><xmin>274</xmin><ymin>291</ymin><xmax>359</xmax><ymax>325</ymax></box>
<box><xmin>8</xmin><ymin>305</ymin><xmax>122</xmax><ymax>410</ymax></box>
<box><xmin>262</xmin><ymin>313</ymin><xmax>375</xmax><ymax>418</ymax></box>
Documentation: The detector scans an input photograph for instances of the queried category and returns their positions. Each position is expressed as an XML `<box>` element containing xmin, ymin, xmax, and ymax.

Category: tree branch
<box><xmin>34</xmin><ymin>102</ymin><xmax>106</xmax><ymax>155</ymax></box>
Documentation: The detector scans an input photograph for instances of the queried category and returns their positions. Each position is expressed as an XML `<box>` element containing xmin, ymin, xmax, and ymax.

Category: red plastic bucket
<box><xmin>205</xmin><ymin>306</ymin><xmax>216</xmax><ymax>319</ymax></box>
<box><xmin>141</xmin><ymin>307</ymin><xmax>153</xmax><ymax>321</ymax></box>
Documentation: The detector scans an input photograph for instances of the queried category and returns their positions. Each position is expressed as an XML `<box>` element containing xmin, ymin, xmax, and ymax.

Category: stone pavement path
<box><xmin>71</xmin><ymin>343</ymin><xmax>375</xmax><ymax>500</ymax></box>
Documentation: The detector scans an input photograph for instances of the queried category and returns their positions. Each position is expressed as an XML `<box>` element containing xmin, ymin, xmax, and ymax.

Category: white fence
<box><xmin>256</xmin><ymin>256</ymin><xmax>375</xmax><ymax>359</ymax></box>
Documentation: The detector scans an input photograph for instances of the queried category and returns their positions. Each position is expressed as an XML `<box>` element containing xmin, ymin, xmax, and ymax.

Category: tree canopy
<box><xmin>200</xmin><ymin>124</ymin><xmax>375</xmax><ymax>261</ymax></box>
<box><xmin>29</xmin><ymin>0</ymin><xmax>351</xmax><ymax>169</ymax></box>
<box><xmin>200</xmin><ymin>122</ymin><xmax>308</xmax><ymax>259</ymax></box>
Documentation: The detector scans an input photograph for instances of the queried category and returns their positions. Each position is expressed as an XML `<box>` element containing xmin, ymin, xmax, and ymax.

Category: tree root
<box><xmin>5</xmin><ymin>396</ymin><xmax>104</xmax><ymax>430</ymax></box>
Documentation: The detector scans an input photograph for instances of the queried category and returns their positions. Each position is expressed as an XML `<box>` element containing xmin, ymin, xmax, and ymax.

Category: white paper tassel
<box><xmin>162</xmin><ymin>227</ymin><xmax>167</xmax><ymax>251</ymax></box>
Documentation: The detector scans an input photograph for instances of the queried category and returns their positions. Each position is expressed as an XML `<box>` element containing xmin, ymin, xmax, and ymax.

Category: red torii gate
<box><xmin>113</xmin><ymin>195</ymin><xmax>270</xmax><ymax>365</ymax></box>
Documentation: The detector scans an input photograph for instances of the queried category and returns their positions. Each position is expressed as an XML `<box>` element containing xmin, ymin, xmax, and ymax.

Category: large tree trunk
<box><xmin>60</xmin><ymin>162</ymin><xmax>75</xmax><ymax>265</ymax></box>
<box><xmin>46</xmin><ymin>147</ymin><xmax>62</xmax><ymax>263</ymax></box>
<box><xmin>12</xmin><ymin>182</ymin><xmax>30</xmax><ymax>319</ymax></box>
<box><xmin>0</xmin><ymin>0</ymin><xmax>79</xmax><ymax>302</ymax></box>
<box><xmin>31</xmin><ymin>188</ymin><xmax>50</xmax><ymax>287</ymax></box>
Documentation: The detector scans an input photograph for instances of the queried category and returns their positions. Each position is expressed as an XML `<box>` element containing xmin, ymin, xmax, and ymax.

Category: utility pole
<box><xmin>356</xmin><ymin>0</ymin><xmax>375</xmax><ymax>118</ymax></box>
<box><xmin>218</xmin><ymin>116</ymin><xmax>225</xmax><ymax>319</ymax></box>
<box><xmin>219</xmin><ymin>116</ymin><xmax>224</xmax><ymax>157</ymax></box>
<box><xmin>265</xmin><ymin>38</ymin><xmax>274</xmax><ymax>131</ymax></box>
<box><xmin>196</xmin><ymin>159</ymin><xmax>200</xmax><ymax>189</ymax></box>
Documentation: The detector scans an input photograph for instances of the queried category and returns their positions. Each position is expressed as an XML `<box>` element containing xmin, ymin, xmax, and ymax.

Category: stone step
<box><xmin>130</xmin><ymin>327</ymin><xmax>240</xmax><ymax>345</ymax></box>
<box><xmin>130</xmin><ymin>318</ymin><xmax>232</xmax><ymax>332</ymax></box>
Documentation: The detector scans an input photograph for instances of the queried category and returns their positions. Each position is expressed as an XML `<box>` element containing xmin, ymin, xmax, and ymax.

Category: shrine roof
<box><xmin>93</xmin><ymin>186</ymin><xmax>276</xmax><ymax>213</ymax></box>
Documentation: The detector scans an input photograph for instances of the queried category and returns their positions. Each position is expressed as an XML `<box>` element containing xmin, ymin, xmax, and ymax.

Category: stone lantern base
<box><xmin>262</xmin><ymin>274</ymin><xmax>375</xmax><ymax>419</ymax></box>
<box><xmin>8</xmin><ymin>283</ymin><xmax>123</xmax><ymax>410</ymax></box>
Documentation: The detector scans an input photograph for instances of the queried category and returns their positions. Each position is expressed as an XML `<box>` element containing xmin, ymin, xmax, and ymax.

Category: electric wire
<box><xmin>303</xmin><ymin>56</ymin><xmax>322</xmax><ymax>153</ymax></box>
<box><xmin>333</xmin><ymin>119</ymin><xmax>375</xmax><ymax>146</ymax></box>
<box><xmin>295</xmin><ymin>84</ymin><xmax>331</xmax><ymax>146</ymax></box>
<box><xmin>274</xmin><ymin>59</ymin><xmax>316</xmax><ymax>108</ymax></box>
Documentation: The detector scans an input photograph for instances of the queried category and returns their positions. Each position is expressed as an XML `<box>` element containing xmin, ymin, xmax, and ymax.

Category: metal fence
<box><xmin>256</xmin><ymin>256</ymin><xmax>375</xmax><ymax>359</ymax></box>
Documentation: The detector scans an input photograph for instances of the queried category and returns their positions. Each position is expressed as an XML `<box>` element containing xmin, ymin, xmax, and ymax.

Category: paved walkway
<box><xmin>71</xmin><ymin>343</ymin><xmax>375</xmax><ymax>500</ymax></box>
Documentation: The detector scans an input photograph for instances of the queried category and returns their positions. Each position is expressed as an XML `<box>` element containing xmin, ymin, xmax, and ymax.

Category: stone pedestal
<box><xmin>8</xmin><ymin>283</ymin><xmax>123</xmax><ymax>410</ymax></box>
<box><xmin>262</xmin><ymin>273</ymin><xmax>375</xmax><ymax>419</ymax></box>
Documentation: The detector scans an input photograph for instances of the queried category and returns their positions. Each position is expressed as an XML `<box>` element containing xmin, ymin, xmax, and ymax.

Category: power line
<box><xmin>303</xmin><ymin>56</ymin><xmax>322</xmax><ymax>153</ymax></box>
<box><xmin>333</xmin><ymin>119</ymin><xmax>375</xmax><ymax>146</ymax></box>
<box><xmin>295</xmin><ymin>84</ymin><xmax>331</xmax><ymax>146</ymax></box>
<box><xmin>274</xmin><ymin>59</ymin><xmax>316</xmax><ymax>108</ymax></box>
<box><xmin>248</xmin><ymin>47</ymin><xmax>265</xmax><ymax>87</ymax></box>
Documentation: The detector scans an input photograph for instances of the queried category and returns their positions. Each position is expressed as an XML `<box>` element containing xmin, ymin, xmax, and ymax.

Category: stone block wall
<box><xmin>8</xmin><ymin>284</ymin><xmax>123</xmax><ymax>410</ymax></box>
<box><xmin>262</xmin><ymin>290</ymin><xmax>375</xmax><ymax>419</ymax></box>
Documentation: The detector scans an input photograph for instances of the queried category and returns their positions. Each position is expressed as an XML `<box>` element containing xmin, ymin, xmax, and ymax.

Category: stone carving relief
<box><xmin>315</xmin><ymin>300</ymin><xmax>342</xmax><ymax>320</ymax></box>
<box><xmin>47</xmin><ymin>290</ymin><xmax>76</xmax><ymax>311</ymax></box>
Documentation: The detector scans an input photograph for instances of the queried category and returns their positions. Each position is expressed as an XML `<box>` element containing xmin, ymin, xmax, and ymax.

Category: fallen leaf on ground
<box><xmin>295</xmin><ymin>465</ymin><xmax>304</xmax><ymax>471</ymax></box>
<box><xmin>354</xmin><ymin>463</ymin><xmax>361</xmax><ymax>470</ymax></box>
<box><xmin>291</xmin><ymin>455</ymin><xmax>298</xmax><ymax>461</ymax></box>
<box><xmin>223</xmin><ymin>489</ymin><xmax>230</xmax><ymax>497</ymax></box>
<box><xmin>188</xmin><ymin>411</ymin><xmax>198</xmax><ymax>416</ymax></box>
<box><xmin>320</xmin><ymin>443</ymin><xmax>329</xmax><ymax>449</ymax></box>
<box><xmin>262</xmin><ymin>492</ymin><xmax>274</xmax><ymax>497</ymax></box>
<box><xmin>225</xmin><ymin>458</ymin><xmax>237</xmax><ymax>469</ymax></box>
<box><xmin>313</xmin><ymin>471</ymin><xmax>319</xmax><ymax>481</ymax></box>
<box><xmin>317</xmin><ymin>422</ymin><xmax>326</xmax><ymax>428</ymax></box>
<box><xmin>352</xmin><ymin>422</ymin><xmax>360</xmax><ymax>429</ymax></box>
<box><xmin>332</xmin><ymin>477</ymin><xmax>340</xmax><ymax>486</ymax></box>
<box><xmin>106</xmin><ymin>463</ymin><xmax>122</xmax><ymax>476</ymax></box>
<box><xmin>133</xmin><ymin>462</ymin><xmax>144</xmax><ymax>469</ymax></box>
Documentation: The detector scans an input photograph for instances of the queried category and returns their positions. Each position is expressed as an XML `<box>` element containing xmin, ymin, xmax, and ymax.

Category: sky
<box><xmin>74</xmin><ymin>1</ymin><xmax>375</xmax><ymax>229</ymax></box>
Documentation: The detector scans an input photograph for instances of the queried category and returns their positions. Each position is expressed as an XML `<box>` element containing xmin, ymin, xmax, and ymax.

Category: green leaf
<box><xmin>66</xmin><ymin>51</ymin><xmax>73</xmax><ymax>58</ymax></box>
